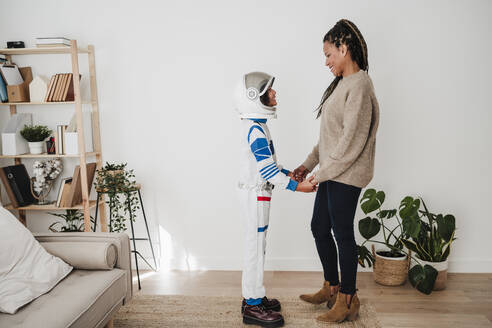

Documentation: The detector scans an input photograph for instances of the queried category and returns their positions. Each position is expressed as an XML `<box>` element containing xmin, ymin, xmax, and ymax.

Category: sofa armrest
<box><xmin>34</xmin><ymin>232</ymin><xmax>132</xmax><ymax>302</ymax></box>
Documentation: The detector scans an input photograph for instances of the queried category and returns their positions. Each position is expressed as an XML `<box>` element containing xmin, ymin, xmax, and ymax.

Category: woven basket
<box><xmin>372</xmin><ymin>244</ymin><xmax>411</xmax><ymax>286</ymax></box>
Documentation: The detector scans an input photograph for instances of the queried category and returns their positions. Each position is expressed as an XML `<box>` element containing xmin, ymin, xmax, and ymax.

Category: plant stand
<box><xmin>93</xmin><ymin>184</ymin><xmax>157</xmax><ymax>290</ymax></box>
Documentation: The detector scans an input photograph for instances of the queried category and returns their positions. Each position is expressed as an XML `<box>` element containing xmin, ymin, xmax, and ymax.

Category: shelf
<box><xmin>0</xmin><ymin>152</ymin><xmax>100</xmax><ymax>159</ymax></box>
<box><xmin>0</xmin><ymin>101</ymin><xmax>90</xmax><ymax>106</ymax></box>
<box><xmin>0</xmin><ymin>47</ymin><xmax>89</xmax><ymax>55</ymax></box>
<box><xmin>4</xmin><ymin>200</ymin><xmax>103</xmax><ymax>211</ymax></box>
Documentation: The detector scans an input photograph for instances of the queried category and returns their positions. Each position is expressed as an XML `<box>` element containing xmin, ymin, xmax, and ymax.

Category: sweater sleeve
<box><xmin>315</xmin><ymin>86</ymin><xmax>372</xmax><ymax>182</ymax></box>
<box><xmin>248</xmin><ymin>124</ymin><xmax>298</xmax><ymax>191</ymax></box>
<box><xmin>302</xmin><ymin>142</ymin><xmax>320</xmax><ymax>171</ymax></box>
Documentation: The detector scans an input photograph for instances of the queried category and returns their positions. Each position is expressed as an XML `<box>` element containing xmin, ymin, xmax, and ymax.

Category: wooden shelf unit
<box><xmin>4</xmin><ymin>200</ymin><xmax>104</xmax><ymax>211</ymax></box>
<box><xmin>0</xmin><ymin>47</ymin><xmax>89</xmax><ymax>55</ymax></box>
<box><xmin>0</xmin><ymin>40</ymin><xmax>107</xmax><ymax>232</ymax></box>
<box><xmin>0</xmin><ymin>101</ymin><xmax>90</xmax><ymax>105</ymax></box>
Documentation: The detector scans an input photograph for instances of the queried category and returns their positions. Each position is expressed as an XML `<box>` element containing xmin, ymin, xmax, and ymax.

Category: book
<box><xmin>35</xmin><ymin>37</ymin><xmax>71</xmax><ymax>46</ymax></box>
<box><xmin>0</xmin><ymin>164</ymin><xmax>35</xmax><ymax>207</ymax></box>
<box><xmin>0</xmin><ymin>73</ymin><xmax>7</xmax><ymax>102</ymax></box>
<box><xmin>56</xmin><ymin>125</ymin><xmax>64</xmax><ymax>154</ymax></box>
<box><xmin>36</xmin><ymin>44</ymin><xmax>70</xmax><ymax>48</ymax></box>
<box><xmin>62</xmin><ymin>73</ymin><xmax>72</xmax><ymax>101</ymax></box>
<box><xmin>59</xmin><ymin>179</ymin><xmax>73</xmax><ymax>207</ymax></box>
<box><xmin>44</xmin><ymin>75</ymin><xmax>55</xmax><ymax>102</ymax></box>
<box><xmin>0</xmin><ymin>167</ymin><xmax>19</xmax><ymax>207</ymax></box>
<box><xmin>61</xmin><ymin>125</ymin><xmax>67</xmax><ymax>153</ymax></box>
<box><xmin>56</xmin><ymin>177</ymin><xmax>72</xmax><ymax>207</ymax></box>
<box><xmin>48</xmin><ymin>74</ymin><xmax>60</xmax><ymax>102</ymax></box>
<box><xmin>64</xmin><ymin>74</ymin><xmax>80</xmax><ymax>101</ymax></box>
<box><xmin>54</xmin><ymin>73</ymin><xmax>65</xmax><ymax>101</ymax></box>
<box><xmin>66</xmin><ymin>163</ymin><xmax>97</xmax><ymax>207</ymax></box>
<box><xmin>60</xmin><ymin>73</ymin><xmax>70</xmax><ymax>101</ymax></box>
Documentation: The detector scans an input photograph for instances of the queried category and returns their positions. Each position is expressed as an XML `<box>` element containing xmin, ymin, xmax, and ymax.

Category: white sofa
<box><xmin>0</xmin><ymin>232</ymin><xmax>133</xmax><ymax>328</ymax></box>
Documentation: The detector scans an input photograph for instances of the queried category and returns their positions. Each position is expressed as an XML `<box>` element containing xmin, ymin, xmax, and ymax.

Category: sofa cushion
<box><xmin>0</xmin><ymin>269</ymin><xmax>127</xmax><ymax>328</ymax></box>
<box><xmin>40</xmin><ymin>242</ymin><xmax>117</xmax><ymax>270</ymax></box>
<box><xmin>0</xmin><ymin>206</ymin><xmax>72</xmax><ymax>314</ymax></box>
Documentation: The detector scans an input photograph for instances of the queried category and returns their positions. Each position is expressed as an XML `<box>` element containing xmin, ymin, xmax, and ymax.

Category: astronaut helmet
<box><xmin>234</xmin><ymin>71</ymin><xmax>277</xmax><ymax>119</ymax></box>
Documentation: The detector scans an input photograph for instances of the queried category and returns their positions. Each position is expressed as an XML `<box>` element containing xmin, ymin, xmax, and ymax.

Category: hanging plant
<box><xmin>94</xmin><ymin>162</ymin><xmax>140</xmax><ymax>233</ymax></box>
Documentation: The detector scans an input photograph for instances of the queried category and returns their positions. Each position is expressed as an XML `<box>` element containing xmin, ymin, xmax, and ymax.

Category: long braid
<box><xmin>315</xmin><ymin>19</ymin><xmax>369</xmax><ymax>118</ymax></box>
<box><xmin>341</xmin><ymin>19</ymin><xmax>368</xmax><ymax>71</ymax></box>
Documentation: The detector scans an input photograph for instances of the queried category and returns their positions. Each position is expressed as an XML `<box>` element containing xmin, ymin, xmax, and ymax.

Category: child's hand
<box><xmin>293</xmin><ymin>165</ymin><xmax>310</xmax><ymax>182</ymax></box>
<box><xmin>296</xmin><ymin>175</ymin><xmax>318</xmax><ymax>193</ymax></box>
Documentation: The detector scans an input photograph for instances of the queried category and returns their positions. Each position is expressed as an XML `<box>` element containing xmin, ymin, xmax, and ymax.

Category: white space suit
<box><xmin>235</xmin><ymin>72</ymin><xmax>298</xmax><ymax>304</ymax></box>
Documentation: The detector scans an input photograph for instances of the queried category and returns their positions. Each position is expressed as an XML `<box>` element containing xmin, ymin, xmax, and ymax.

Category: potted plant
<box><xmin>357</xmin><ymin>189</ymin><xmax>411</xmax><ymax>286</ymax></box>
<box><xmin>94</xmin><ymin>162</ymin><xmax>139</xmax><ymax>233</ymax></box>
<box><xmin>20</xmin><ymin>124</ymin><xmax>52</xmax><ymax>154</ymax></box>
<box><xmin>48</xmin><ymin>210</ymin><xmax>94</xmax><ymax>232</ymax></box>
<box><xmin>400</xmin><ymin>197</ymin><xmax>457</xmax><ymax>291</ymax></box>
<box><xmin>357</xmin><ymin>189</ymin><xmax>444</xmax><ymax>294</ymax></box>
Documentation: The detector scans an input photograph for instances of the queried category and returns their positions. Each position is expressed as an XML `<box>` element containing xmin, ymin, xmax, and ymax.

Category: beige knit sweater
<box><xmin>303</xmin><ymin>70</ymin><xmax>379</xmax><ymax>188</ymax></box>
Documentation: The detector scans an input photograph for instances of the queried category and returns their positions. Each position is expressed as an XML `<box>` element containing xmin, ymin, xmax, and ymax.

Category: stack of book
<box><xmin>44</xmin><ymin>73</ymin><xmax>78</xmax><ymax>102</ymax></box>
<box><xmin>35</xmin><ymin>37</ymin><xmax>71</xmax><ymax>48</ymax></box>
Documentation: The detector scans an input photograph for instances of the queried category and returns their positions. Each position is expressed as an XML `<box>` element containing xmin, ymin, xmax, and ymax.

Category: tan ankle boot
<box><xmin>299</xmin><ymin>281</ymin><xmax>337</xmax><ymax>307</ymax></box>
<box><xmin>316</xmin><ymin>292</ymin><xmax>360</xmax><ymax>323</ymax></box>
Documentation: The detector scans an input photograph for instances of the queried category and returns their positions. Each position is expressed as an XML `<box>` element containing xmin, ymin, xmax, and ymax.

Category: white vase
<box><xmin>28</xmin><ymin>141</ymin><xmax>44</xmax><ymax>154</ymax></box>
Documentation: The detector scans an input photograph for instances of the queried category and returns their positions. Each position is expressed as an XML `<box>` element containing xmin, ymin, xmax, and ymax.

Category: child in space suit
<box><xmin>235</xmin><ymin>71</ymin><xmax>317</xmax><ymax>327</ymax></box>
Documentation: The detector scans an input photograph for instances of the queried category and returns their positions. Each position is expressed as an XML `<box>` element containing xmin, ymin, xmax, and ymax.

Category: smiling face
<box><xmin>323</xmin><ymin>41</ymin><xmax>347</xmax><ymax>77</ymax></box>
<box><xmin>261</xmin><ymin>87</ymin><xmax>277</xmax><ymax>107</ymax></box>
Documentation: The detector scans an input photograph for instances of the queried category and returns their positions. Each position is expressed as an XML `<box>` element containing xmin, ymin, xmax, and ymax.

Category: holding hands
<box><xmin>289</xmin><ymin>165</ymin><xmax>318</xmax><ymax>193</ymax></box>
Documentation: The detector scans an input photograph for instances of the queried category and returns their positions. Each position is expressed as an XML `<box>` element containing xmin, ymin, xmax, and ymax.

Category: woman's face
<box><xmin>265</xmin><ymin>88</ymin><xmax>277</xmax><ymax>106</ymax></box>
<box><xmin>323</xmin><ymin>41</ymin><xmax>346</xmax><ymax>77</ymax></box>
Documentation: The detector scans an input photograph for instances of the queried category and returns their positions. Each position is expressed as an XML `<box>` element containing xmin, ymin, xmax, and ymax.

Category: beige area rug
<box><xmin>114</xmin><ymin>295</ymin><xmax>382</xmax><ymax>328</ymax></box>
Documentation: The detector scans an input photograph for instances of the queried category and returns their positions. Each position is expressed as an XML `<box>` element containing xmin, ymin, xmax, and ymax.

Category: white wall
<box><xmin>1</xmin><ymin>0</ymin><xmax>491</xmax><ymax>273</ymax></box>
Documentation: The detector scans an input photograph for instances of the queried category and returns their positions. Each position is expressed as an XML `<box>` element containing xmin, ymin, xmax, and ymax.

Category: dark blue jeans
<box><xmin>311</xmin><ymin>180</ymin><xmax>361</xmax><ymax>295</ymax></box>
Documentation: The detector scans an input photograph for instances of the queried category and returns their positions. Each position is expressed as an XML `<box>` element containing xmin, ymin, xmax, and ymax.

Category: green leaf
<box><xmin>408</xmin><ymin>264</ymin><xmax>438</xmax><ymax>295</ymax></box>
<box><xmin>359</xmin><ymin>217</ymin><xmax>381</xmax><ymax>240</ymax></box>
<box><xmin>399</xmin><ymin>197</ymin><xmax>421</xmax><ymax>219</ymax></box>
<box><xmin>402</xmin><ymin>239</ymin><xmax>419</xmax><ymax>253</ymax></box>
<box><xmin>402</xmin><ymin>214</ymin><xmax>421</xmax><ymax>239</ymax></box>
<box><xmin>360</xmin><ymin>189</ymin><xmax>385</xmax><ymax>214</ymax></box>
<box><xmin>357</xmin><ymin>245</ymin><xmax>374</xmax><ymax>268</ymax></box>
<box><xmin>408</xmin><ymin>264</ymin><xmax>425</xmax><ymax>287</ymax></box>
<box><xmin>437</xmin><ymin>214</ymin><xmax>455</xmax><ymax>242</ymax></box>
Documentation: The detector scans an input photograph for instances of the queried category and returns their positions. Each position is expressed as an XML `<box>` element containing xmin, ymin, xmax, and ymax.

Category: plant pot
<box><xmin>371</xmin><ymin>244</ymin><xmax>411</xmax><ymax>286</ymax></box>
<box><xmin>411</xmin><ymin>257</ymin><xmax>448</xmax><ymax>291</ymax></box>
<box><xmin>28</xmin><ymin>141</ymin><xmax>44</xmax><ymax>154</ymax></box>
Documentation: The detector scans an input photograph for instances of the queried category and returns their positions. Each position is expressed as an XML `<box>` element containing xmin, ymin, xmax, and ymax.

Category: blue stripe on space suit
<box><xmin>244</xmin><ymin>119</ymin><xmax>297</xmax><ymax>191</ymax></box>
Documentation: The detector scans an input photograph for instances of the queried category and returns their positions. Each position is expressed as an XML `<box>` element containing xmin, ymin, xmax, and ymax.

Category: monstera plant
<box><xmin>400</xmin><ymin>197</ymin><xmax>457</xmax><ymax>293</ymax></box>
<box><xmin>356</xmin><ymin>189</ymin><xmax>455</xmax><ymax>294</ymax></box>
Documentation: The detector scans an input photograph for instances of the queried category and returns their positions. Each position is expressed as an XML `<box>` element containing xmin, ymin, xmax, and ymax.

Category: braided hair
<box><xmin>315</xmin><ymin>19</ymin><xmax>369</xmax><ymax>118</ymax></box>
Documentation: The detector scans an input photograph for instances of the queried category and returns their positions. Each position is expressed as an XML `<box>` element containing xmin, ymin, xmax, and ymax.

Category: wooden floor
<box><xmin>132</xmin><ymin>270</ymin><xmax>492</xmax><ymax>327</ymax></box>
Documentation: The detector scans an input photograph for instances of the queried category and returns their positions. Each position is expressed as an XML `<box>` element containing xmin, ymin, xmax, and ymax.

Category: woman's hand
<box><xmin>293</xmin><ymin>165</ymin><xmax>310</xmax><ymax>182</ymax></box>
<box><xmin>296</xmin><ymin>175</ymin><xmax>318</xmax><ymax>193</ymax></box>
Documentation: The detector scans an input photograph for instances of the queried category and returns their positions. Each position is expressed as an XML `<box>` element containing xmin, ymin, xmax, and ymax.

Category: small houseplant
<box><xmin>357</xmin><ymin>189</ymin><xmax>445</xmax><ymax>294</ymax></box>
<box><xmin>20</xmin><ymin>124</ymin><xmax>52</xmax><ymax>154</ymax></box>
<box><xmin>48</xmin><ymin>210</ymin><xmax>94</xmax><ymax>232</ymax></box>
<box><xmin>357</xmin><ymin>189</ymin><xmax>411</xmax><ymax>287</ymax></box>
<box><xmin>400</xmin><ymin>197</ymin><xmax>457</xmax><ymax>291</ymax></box>
<box><xmin>94</xmin><ymin>162</ymin><xmax>139</xmax><ymax>233</ymax></box>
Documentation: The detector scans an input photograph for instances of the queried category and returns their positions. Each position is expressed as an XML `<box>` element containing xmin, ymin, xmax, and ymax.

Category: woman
<box><xmin>293</xmin><ymin>19</ymin><xmax>380</xmax><ymax>323</ymax></box>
